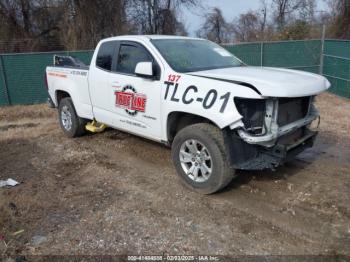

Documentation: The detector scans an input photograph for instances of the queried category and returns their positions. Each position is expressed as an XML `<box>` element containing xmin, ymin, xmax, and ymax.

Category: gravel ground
<box><xmin>0</xmin><ymin>92</ymin><xmax>349</xmax><ymax>259</ymax></box>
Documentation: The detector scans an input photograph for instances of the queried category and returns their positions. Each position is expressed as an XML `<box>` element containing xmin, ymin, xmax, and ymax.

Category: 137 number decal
<box><xmin>167</xmin><ymin>74</ymin><xmax>181</xmax><ymax>83</ymax></box>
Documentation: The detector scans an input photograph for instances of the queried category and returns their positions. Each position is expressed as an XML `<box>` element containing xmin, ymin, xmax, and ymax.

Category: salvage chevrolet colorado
<box><xmin>46</xmin><ymin>35</ymin><xmax>330</xmax><ymax>194</ymax></box>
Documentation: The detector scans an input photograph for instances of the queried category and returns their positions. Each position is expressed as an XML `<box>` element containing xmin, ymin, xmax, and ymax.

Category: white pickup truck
<box><xmin>46</xmin><ymin>35</ymin><xmax>330</xmax><ymax>194</ymax></box>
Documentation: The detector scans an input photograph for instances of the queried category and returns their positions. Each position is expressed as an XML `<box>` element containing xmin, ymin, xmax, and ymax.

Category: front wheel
<box><xmin>171</xmin><ymin>123</ymin><xmax>235</xmax><ymax>194</ymax></box>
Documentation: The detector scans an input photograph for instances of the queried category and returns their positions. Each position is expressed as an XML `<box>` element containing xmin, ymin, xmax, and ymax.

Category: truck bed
<box><xmin>46</xmin><ymin>65</ymin><xmax>93</xmax><ymax>120</ymax></box>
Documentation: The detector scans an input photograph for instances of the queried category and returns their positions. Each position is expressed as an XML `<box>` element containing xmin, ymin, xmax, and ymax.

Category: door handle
<box><xmin>111</xmin><ymin>81</ymin><xmax>121</xmax><ymax>88</ymax></box>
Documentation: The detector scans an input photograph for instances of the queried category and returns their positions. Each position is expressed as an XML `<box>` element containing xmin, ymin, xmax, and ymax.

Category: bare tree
<box><xmin>269</xmin><ymin>0</ymin><xmax>324</xmax><ymax>40</ymax></box>
<box><xmin>229</xmin><ymin>0</ymin><xmax>275</xmax><ymax>42</ymax></box>
<box><xmin>272</xmin><ymin>0</ymin><xmax>305</xmax><ymax>30</ymax></box>
<box><xmin>127</xmin><ymin>0</ymin><xmax>197</xmax><ymax>35</ymax></box>
<box><xmin>196</xmin><ymin>7</ymin><xmax>231</xmax><ymax>43</ymax></box>
<box><xmin>329</xmin><ymin>0</ymin><xmax>350</xmax><ymax>39</ymax></box>
<box><xmin>232</xmin><ymin>11</ymin><xmax>260</xmax><ymax>42</ymax></box>
<box><xmin>2</xmin><ymin>0</ymin><xmax>345</xmax><ymax>52</ymax></box>
<box><xmin>59</xmin><ymin>0</ymin><xmax>128</xmax><ymax>50</ymax></box>
<box><xmin>259</xmin><ymin>0</ymin><xmax>268</xmax><ymax>38</ymax></box>
<box><xmin>298</xmin><ymin>0</ymin><xmax>316</xmax><ymax>21</ymax></box>
<box><xmin>0</xmin><ymin>0</ymin><xmax>194</xmax><ymax>52</ymax></box>
<box><xmin>0</xmin><ymin>0</ymin><xmax>65</xmax><ymax>52</ymax></box>
<box><xmin>279</xmin><ymin>19</ymin><xmax>312</xmax><ymax>40</ymax></box>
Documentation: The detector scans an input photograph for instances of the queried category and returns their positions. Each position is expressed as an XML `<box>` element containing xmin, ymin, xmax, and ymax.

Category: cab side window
<box><xmin>96</xmin><ymin>41</ymin><xmax>116</xmax><ymax>71</ymax></box>
<box><xmin>116</xmin><ymin>44</ymin><xmax>153</xmax><ymax>75</ymax></box>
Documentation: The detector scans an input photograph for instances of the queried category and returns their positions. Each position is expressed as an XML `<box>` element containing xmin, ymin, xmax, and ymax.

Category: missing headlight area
<box><xmin>234</xmin><ymin>98</ymin><xmax>266</xmax><ymax>135</ymax></box>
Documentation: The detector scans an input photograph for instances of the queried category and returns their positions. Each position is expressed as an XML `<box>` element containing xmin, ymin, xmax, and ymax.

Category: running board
<box><xmin>85</xmin><ymin>120</ymin><xmax>107</xmax><ymax>133</ymax></box>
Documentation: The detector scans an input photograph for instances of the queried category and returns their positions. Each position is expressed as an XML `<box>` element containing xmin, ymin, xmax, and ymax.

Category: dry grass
<box><xmin>316</xmin><ymin>92</ymin><xmax>350</xmax><ymax>139</ymax></box>
<box><xmin>0</xmin><ymin>104</ymin><xmax>55</xmax><ymax>122</ymax></box>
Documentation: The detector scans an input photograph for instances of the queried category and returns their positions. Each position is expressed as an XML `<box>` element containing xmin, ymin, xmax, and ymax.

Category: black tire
<box><xmin>58</xmin><ymin>97</ymin><xmax>87</xmax><ymax>137</ymax></box>
<box><xmin>171</xmin><ymin>123</ymin><xmax>235</xmax><ymax>194</ymax></box>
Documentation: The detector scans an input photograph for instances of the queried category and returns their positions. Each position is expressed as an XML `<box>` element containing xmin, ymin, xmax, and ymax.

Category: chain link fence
<box><xmin>0</xmin><ymin>39</ymin><xmax>349</xmax><ymax>106</ymax></box>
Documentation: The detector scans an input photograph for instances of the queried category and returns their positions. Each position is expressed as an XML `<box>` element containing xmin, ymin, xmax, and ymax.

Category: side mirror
<box><xmin>135</xmin><ymin>62</ymin><xmax>153</xmax><ymax>78</ymax></box>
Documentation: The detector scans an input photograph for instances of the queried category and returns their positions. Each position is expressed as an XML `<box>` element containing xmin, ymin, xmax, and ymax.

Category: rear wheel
<box><xmin>171</xmin><ymin>123</ymin><xmax>235</xmax><ymax>194</ymax></box>
<box><xmin>58</xmin><ymin>97</ymin><xmax>87</xmax><ymax>137</ymax></box>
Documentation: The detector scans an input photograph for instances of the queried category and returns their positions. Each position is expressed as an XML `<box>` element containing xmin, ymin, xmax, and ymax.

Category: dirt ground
<box><xmin>0</xmin><ymin>92</ymin><xmax>350</xmax><ymax>258</ymax></box>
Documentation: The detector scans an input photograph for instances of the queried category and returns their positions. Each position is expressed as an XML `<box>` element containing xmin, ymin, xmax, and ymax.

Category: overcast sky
<box><xmin>181</xmin><ymin>0</ymin><xmax>329</xmax><ymax>36</ymax></box>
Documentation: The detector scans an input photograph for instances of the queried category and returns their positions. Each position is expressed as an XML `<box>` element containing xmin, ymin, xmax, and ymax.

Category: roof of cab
<box><xmin>100</xmin><ymin>35</ymin><xmax>203</xmax><ymax>42</ymax></box>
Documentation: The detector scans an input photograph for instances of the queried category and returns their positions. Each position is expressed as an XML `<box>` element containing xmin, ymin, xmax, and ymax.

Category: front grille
<box><xmin>278</xmin><ymin>97</ymin><xmax>310</xmax><ymax>126</ymax></box>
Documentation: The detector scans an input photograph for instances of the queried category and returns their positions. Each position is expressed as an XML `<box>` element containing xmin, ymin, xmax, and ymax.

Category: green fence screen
<box><xmin>225</xmin><ymin>39</ymin><xmax>350</xmax><ymax>98</ymax></box>
<box><xmin>0</xmin><ymin>56</ymin><xmax>9</xmax><ymax>106</ymax></box>
<box><xmin>323</xmin><ymin>40</ymin><xmax>350</xmax><ymax>98</ymax></box>
<box><xmin>0</xmin><ymin>39</ymin><xmax>349</xmax><ymax>106</ymax></box>
<box><xmin>0</xmin><ymin>51</ymin><xmax>94</xmax><ymax>106</ymax></box>
<box><xmin>225</xmin><ymin>43</ymin><xmax>262</xmax><ymax>66</ymax></box>
<box><xmin>225</xmin><ymin>40</ymin><xmax>321</xmax><ymax>73</ymax></box>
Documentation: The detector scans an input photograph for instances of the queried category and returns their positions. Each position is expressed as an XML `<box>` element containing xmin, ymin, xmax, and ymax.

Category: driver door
<box><xmin>110</xmin><ymin>41</ymin><xmax>163</xmax><ymax>140</ymax></box>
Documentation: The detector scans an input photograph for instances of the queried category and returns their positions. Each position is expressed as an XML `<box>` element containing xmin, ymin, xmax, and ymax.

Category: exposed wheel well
<box><xmin>56</xmin><ymin>90</ymin><xmax>70</xmax><ymax>105</ymax></box>
<box><xmin>167</xmin><ymin>112</ymin><xmax>216</xmax><ymax>144</ymax></box>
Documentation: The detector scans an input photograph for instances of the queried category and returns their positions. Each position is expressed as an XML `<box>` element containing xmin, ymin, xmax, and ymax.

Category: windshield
<box><xmin>151</xmin><ymin>39</ymin><xmax>243</xmax><ymax>73</ymax></box>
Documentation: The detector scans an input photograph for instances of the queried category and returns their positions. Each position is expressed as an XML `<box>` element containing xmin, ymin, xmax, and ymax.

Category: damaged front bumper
<box><xmin>237</xmin><ymin>129</ymin><xmax>317</xmax><ymax>170</ymax></box>
<box><xmin>225</xmin><ymin>128</ymin><xmax>318</xmax><ymax>170</ymax></box>
<box><xmin>237</xmin><ymin>113</ymin><xmax>319</xmax><ymax>147</ymax></box>
<box><xmin>226</xmin><ymin>97</ymin><xmax>320</xmax><ymax>170</ymax></box>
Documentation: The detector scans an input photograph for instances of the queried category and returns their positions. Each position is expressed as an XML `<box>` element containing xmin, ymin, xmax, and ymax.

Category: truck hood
<box><xmin>191</xmin><ymin>66</ymin><xmax>330</xmax><ymax>97</ymax></box>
